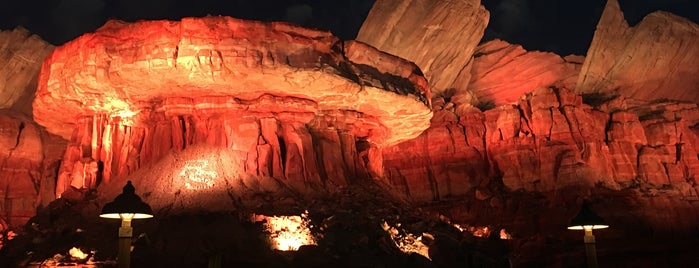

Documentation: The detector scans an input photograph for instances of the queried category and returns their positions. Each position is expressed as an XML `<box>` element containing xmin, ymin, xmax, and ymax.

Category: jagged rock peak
<box><xmin>576</xmin><ymin>0</ymin><xmax>699</xmax><ymax>103</ymax></box>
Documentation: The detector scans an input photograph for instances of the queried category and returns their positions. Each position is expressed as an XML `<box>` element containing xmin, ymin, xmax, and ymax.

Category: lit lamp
<box><xmin>567</xmin><ymin>201</ymin><xmax>609</xmax><ymax>268</ymax></box>
<box><xmin>100</xmin><ymin>181</ymin><xmax>153</xmax><ymax>268</ymax></box>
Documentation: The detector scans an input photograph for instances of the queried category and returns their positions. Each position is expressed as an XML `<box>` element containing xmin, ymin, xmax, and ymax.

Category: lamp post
<box><xmin>100</xmin><ymin>181</ymin><xmax>153</xmax><ymax>268</ymax></box>
<box><xmin>567</xmin><ymin>201</ymin><xmax>609</xmax><ymax>268</ymax></box>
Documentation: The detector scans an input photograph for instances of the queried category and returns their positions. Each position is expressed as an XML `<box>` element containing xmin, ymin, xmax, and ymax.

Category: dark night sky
<box><xmin>0</xmin><ymin>0</ymin><xmax>697</xmax><ymax>56</ymax></box>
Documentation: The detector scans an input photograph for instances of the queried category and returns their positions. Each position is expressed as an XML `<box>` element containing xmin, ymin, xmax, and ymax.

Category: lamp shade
<box><xmin>567</xmin><ymin>201</ymin><xmax>608</xmax><ymax>230</ymax></box>
<box><xmin>100</xmin><ymin>181</ymin><xmax>153</xmax><ymax>219</ymax></box>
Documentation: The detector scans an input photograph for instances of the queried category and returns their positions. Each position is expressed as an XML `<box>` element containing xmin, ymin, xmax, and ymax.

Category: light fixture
<box><xmin>567</xmin><ymin>200</ymin><xmax>609</xmax><ymax>268</ymax></box>
<box><xmin>100</xmin><ymin>181</ymin><xmax>153</xmax><ymax>268</ymax></box>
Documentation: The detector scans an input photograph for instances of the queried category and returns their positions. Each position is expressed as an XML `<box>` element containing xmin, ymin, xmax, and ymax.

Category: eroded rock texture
<box><xmin>357</xmin><ymin>0</ymin><xmax>489</xmax><ymax>95</ymax></box>
<box><xmin>35</xmin><ymin>17</ymin><xmax>432</xmax><ymax>144</ymax></box>
<box><xmin>0</xmin><ymin>113</ymin><xmax>65</xmax><ymax>226</ymax></box>
<box><xmin>576</xmin><ymin>0</ymin><xmax>699</xmax><ymax>103</ymax></box>
<box><xmin>1</xmin><ymin>4</ymin><xmax>698</xmax><ymax>267</ymax></box>
<box><xmin>0</xmin><ymin>28</ymin><xmax>54</xmax><ymax>114</ymax></box>
<box><xmin>382</xmin><ymin>87</ymin><xmax>699</xmax><ymax>202</ymax></box>
<box><xmin>461</xmin><ymin>40</ymin><xmax>581</xmax><ymax>107</ymax></box>
<box><xmin>0</xmin><ymin>29</ymin><xmax>62</xmax><ymax>228</ymax></box>
<box><xmin>33</xmin><ymin>16</ymin><xmax>432</xmax><ymax>202</ymax></box>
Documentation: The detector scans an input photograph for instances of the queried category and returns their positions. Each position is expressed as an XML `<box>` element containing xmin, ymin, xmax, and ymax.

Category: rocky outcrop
<box><xmin>460</xmin><ymin>40</ymin><xmax>581</xmax><ymax>107</ymax></box>
<box><xmin>0</xmin><ymin>28</ymin><xmax>54</xmax><ymax>115</ymax></box>
<box><xmin>0</xmin><ymin>29</ymin><xmax>61</xmax><ymax>227</ymax></box>
<box><xmin>34</xmin><ymin>17</ymin><xmax>431</xmax><ymax>144</ymax></box>
<box><xmin>576</xmin><ymin>0</ymin><xmax>699</xmax><ymax>103</ymax></box>
<box><xmin>357</xmin><ymin>0</ymin><xmax>489</xmax><ymax>96</ymax></box>
<box><xmin>33</xmin><ymin>16</ymin><xmax>432</xmax><ymax>200</ymax></box>
<box><xmin>0</xmin><ymin>113</ymin><xmax>65</xmax><ymax>226</ymax></box>
<box><xmin>1</xmin><ymin>4</ymin><xmax>699</xmax><ymax>266</ymax></box>
<box><xmin>381</xmin><ymin>87</ymin><xmax>699</xmax><ymax>202</ymax></box>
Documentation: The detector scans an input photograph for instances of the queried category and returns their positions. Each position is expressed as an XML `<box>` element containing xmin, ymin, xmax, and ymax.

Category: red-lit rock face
<box><xmin>0</xmin><ymin>3</ymin><xmax>698</xmax><ymax>266</ymax></box>
<box><xmin>31</xmin><ymin>16</ymin><xmax>433</xmax><ymax>201</ymax></box>
<box><xmin>381</xmin><ymin>87</ymin><xmax>699</xmax><ymax>201</ymax></box>
<box><xmin>463</xmin><ymin>40</ymin><xmax>581</xmax><ymax>107</ymax></box>
<box><xmin>0</xmin><ymin>113</ymin><xmax>65</xmax><ymax>226</ymax></box>
<box><xmin>34</xmin><ymin>16</ymin><xmax>432</xmax><ymax>145</ymax></box>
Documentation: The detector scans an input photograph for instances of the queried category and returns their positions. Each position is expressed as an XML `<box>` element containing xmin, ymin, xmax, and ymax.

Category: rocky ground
<box><xmin>0</xmin><ymin>182</ymin><xmax>514</xmax><ymax>268</ymax></box>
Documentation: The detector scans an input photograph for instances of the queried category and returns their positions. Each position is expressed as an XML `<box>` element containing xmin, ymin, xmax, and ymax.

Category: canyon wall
<box><xmin>0</xmin><ymin>28</ymin><xmax>62</xmax><ymax>228</ymax></box>
<box><xmin>0</xmin><ymin>0</ymin><xmax>698</xmax><ymax>266</ymax></box>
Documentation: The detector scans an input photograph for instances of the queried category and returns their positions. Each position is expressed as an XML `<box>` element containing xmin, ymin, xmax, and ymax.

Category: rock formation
<box><xmin>33</xmin><ymin>16</ymin><xmax>432</xmax><ymax>201</ymax></box>
<box><xmin>357</xmin><ymin>0</ymin><xmax>489</xmax><ymax>96</ymax></box>
<box><xmin>576</xmin><ymin>0</ymin><xmax>699</xmax><ymax>103</ymax></box>
<box><xmin>1</xmin><ymin>0</ymin><xmax>699</xmax><ymax>267</ymax></box>
<box><xmin>381</xmin><ymin>87</ymin><xmax>699</xmax><ymax>201</ymax></box>
<box><xmin>0</xmin><ymin>29</ymin><xmax>61</xmax><ymax>228</ymax></box>
<box><xmin>0</xmin><ymin>28</ymin><xmax>54</xmax><ymax>114</ymax></box>
<box><xmin>461</xmin><ymin>39</ymin><xmax>581</xmax><ymax>107</ymax></box>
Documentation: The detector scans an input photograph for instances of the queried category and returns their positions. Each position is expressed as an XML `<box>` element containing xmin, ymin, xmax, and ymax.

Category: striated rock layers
<box><xmin>576</xmin><ymin>0</ymin><xmax>699</xmax><ymax>103</ymax></box>
<box><xmin>32</xmin><ymin>16</ymin><xmax>432</xmax><ymax>207</ymax></box>
<box><xmin>0</xmin><ymin>29</ymin><xmax>61</xmax><ymax>228</ymax></box>
<box><xmin>455</xmin><ymin>39</ymin><xmax>582</xmax><ymax>108</ymax></box>
<box><xmin>0</xmin><ymin>3</ymin><xmax>697</xmax><ymax>266</ymax></box>
<box><xmin>357</xmin><ymin>0</ymin><xmax>489</xmax><ymax>96</ymax></box>
<box><xmin>0</xmin><ymin>28</ymin><xmax>54</xmax><ymax>114</ymax></box>
<box><xmin>381</xmin><ymin>87</ymin><xmax>699</xmax><ymax>201</ymax></box>
<box><xmin>0</xmin><ymin>113</ymin><xmax>65</xmax><ymax>226</ymax></box>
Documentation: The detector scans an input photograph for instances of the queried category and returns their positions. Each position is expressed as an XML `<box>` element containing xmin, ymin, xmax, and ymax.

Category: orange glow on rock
<box><xmin>68</xmin><ymin>247</ymin><xmax>88</xmax><ymax>260</ymax></box>
<box><xmin>381</xmin><ymin>221</ymin><xmax>432</xmax><ymax>260</ymax></box>
<box><xmin>255</xmin><ymin>211</ymin><xmax>316</xmax><ymax>251</ymax></box>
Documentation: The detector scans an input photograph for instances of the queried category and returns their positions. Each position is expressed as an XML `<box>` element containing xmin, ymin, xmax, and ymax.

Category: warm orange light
<box><xmin>68</xmin><ymin>247</ymin><xmax>89</xmax><ymax>260</ymax></box>
<box><xmin>256</xmin><ymin>211</ymin><xmax>316</xmax><ymax>251</ymax></box>
<box><xmin>381</xmin><ymin>221</ymin><xmax>432</xmax><ymax>259</ymax></box>
<box><xmin>499</xmin><ymin>228</ymin><xmax>512</xmax><ymax>240</ymax></box>
<box><xmin>439</xmin><ymin>215</ymin><xmax>507</xmax><ymax>239</ymax></box>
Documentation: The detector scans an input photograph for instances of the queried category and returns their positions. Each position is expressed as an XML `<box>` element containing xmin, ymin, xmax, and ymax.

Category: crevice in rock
<box><xmin>604</xmin><ymin>112</ymin><xmax>614</xmax><ymax>143</ymax></box>
<box><xmin>547</xmin><ymin>107</ymin><xmax>554</xmax><ymax>141</ymax></box>
<box><xmin>173</xmin><ymin>45</ymin><xmax>179</xmax><ymax>67</ymax></box>
<box><xmin>427</xmin><ymin>167</ymin><xmax>439</xmax><ymax>202</ymax></box>
<box><xmin>675</xmin><ymin>142</ymin><xmax>683</xmax><ymax>164</ymax></box>
<box><xmin>178</xmin><ymin>116</ymin><xmax>187</xmax><ymax>150</ymax></box>
<box><xmin>278</xmin><ymin>136</ymin><xmax>287</xmax><ymax>171</ymax></box>
<box><xmin>516</xmin><ymin>104</ymin><xmax>533</xmax><ymax>139</ymax></box>
<box><xmin>13</xmin><ymin>121</ymin><xmax>25</xmax><ymax>150</ymax></box>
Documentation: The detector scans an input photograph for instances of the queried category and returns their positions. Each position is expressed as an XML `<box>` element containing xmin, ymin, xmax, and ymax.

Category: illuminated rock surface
<box><xmin>34</xmin><ymin>16</ymin><xmax>432</xmax><ymax>144</ymax></box>
<box><xmin>0</xmin><ymin>113</ymin><xmax>65</xmax><ymax>226</ymax></box>
<box><xmin>576</xmin><ymin>0</ymin><xmax>699</xmax><ymax>103</ymax></box>
<box><xmin>0</xmin><ymin>3</ymin><xmax>699</xmax><ymax>267</ymax></box>
<box><xmin>357</xmin><ymin>0</ymin><xmax>489</xmax><ymax>95</ymax></box>
<box><xmin>32</xmin><ymin>16</ymin><xmax>432</xmax><ymax>203</ymax></box>
<box><xmin>0</xmin><ymin>28</ymin><xmax>54</xmax><ymax>114</ymax></box>
<box><xmin>463</xmin><ymin>39</ymin><xmax>581</xmax><ymax>107</ymax></box>
<box><xmin>0</xmin><ymin>29</ymin><xmax>62</xmax><ymax>228</ymax></box>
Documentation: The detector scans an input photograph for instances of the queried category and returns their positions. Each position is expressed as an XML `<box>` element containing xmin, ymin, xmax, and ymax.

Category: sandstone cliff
<box><xmin>576</xmin><ymin>0</ymin><xmax>699</xmax><ymax>103</ymax></box>
<box><xmin>357</xmin><ymin>0</ymin><xmax>489</xmax><ymax>96</ymax></box>
<box><xmin>0</xmin><ymin>1</ymin><xmax>698</xmax><ymax>267</ymax></box>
